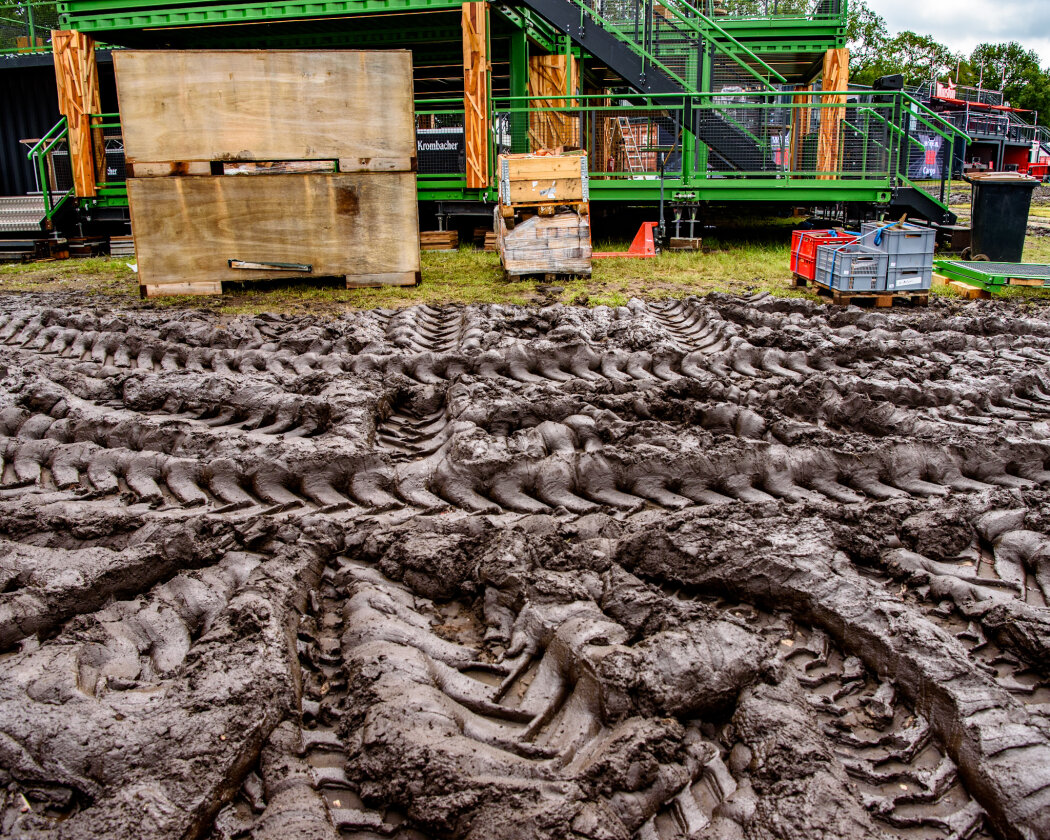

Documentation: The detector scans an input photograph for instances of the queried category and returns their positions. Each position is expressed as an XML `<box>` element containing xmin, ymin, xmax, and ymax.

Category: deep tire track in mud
<box><xmin>2</xmin><ymin>293</ymin><xmax>1050</xmax><ymax>840</ymax></box>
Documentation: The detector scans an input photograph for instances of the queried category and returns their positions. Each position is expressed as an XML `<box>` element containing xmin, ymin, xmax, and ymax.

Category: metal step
<box><xmin>889</xmin><ymin>186</ymin><xmax>957</xmax><ymax>226</ymax></box>
<box><xmin>0</xmin><ymin>196</ymin><xmax>46</xmax><ymax>234</ymax></box>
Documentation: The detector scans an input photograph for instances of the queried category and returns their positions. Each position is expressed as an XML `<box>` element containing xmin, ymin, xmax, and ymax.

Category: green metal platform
<box><xmin>13</xmin><ymin>0</ymin><xmax>968</xmax><ymax>230</ymax></box>
<box><xmin>934</xmin><ymin>260</ymin><xmax>1050</xmax><ymax>290</ymax></box>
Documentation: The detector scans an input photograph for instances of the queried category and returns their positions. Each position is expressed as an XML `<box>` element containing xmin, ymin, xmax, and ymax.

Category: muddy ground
<box><xmin>1</xmin><ymin>291</ymin><xmax>1049</xmax><ymax>840</ymax></box>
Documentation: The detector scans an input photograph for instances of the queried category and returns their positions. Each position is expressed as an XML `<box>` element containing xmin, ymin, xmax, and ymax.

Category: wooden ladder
<box><xmin>616</xmin><ymin>116</ymin><xmax>645</xmax><ymax>172</ymax></box>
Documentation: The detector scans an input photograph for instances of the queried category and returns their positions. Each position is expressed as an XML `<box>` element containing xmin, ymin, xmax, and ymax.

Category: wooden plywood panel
<box><xmin>818</xmin><ymin>49</ymin><xmax>849</xmax><ymax>180</ymax></box>
<box><xmin>128</xmin><ymin>173</ymin><xmax>420</xmax><ymax>291</ymax></box>
<box><xmin>52</xmin><ymin>29</ymin><xmax>101</xmax><ymax>198</ymax></box>
<box><xmin>528</xmin><ymin>55</ymin><xmax>580</xmax><ymax>152</ymax></box>
<box><xmin>462</xmin><ymin>2</ymin><xmax>490</xmax><ymax>189</ymax></box>
<box><xmin>114</xmin><ymin>50</ymin><xmax>415</xmax><ymax>170</ymax></box>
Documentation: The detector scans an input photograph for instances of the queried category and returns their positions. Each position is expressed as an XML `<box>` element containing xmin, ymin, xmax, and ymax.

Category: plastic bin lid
<box><xmin>962</xmin><ymin>172</ymin><xmax>1040</xmax><ymax>186</ymax></box>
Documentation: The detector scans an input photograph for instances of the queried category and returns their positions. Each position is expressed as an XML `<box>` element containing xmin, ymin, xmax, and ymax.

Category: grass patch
<box><xmin>0</xmin><ymin>239</ymin><xmax>810</xmax><ymax>315</ymax></box>
<box><xmin>3</xmin><ymin>230</ymin><xmax>1050</xmax><ymax>314</ymax></box>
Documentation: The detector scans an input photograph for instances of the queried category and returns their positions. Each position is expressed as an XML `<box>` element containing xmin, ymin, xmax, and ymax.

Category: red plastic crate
<box><xmin>791</xmin><ymin>229</ymin><xmax>858</xmax><ymax>281</ymax></box>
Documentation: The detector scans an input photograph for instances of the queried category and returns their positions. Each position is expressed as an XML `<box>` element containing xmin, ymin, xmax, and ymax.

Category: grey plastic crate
<box><xmin>883</xmin><ymin>251</ymin><xmax>934</xmax><ymax>273</ymax></box>
<box><xmin>886</xmin><ymin>265</ymin><xmax>933</xmax><ymax>293</ymax></box>
<box><xmin>815</xmin><ymin>243</ymin><xmax>888</xmax><ymax>292</ymax></box>
<box><xmin>861</xmin><ymin>222</ymin><xmax>936</xmax><ymax>256</ymax></box>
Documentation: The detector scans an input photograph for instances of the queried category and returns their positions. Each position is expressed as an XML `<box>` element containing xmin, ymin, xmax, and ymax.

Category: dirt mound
<box><xmin>1</xmin><ymin>294</ymin><xmax>1049</xmax><ymax>840</ymax></box>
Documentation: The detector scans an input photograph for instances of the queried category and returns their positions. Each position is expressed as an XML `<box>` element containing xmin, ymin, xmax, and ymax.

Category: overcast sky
<box><xmin>867</xmin><ymin>0</ymin><xmax>1050</xmax><ymax>65</ymax></box>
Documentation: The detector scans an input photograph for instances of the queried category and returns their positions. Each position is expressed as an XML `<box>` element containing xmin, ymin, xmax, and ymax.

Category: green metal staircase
<box><xmin>512</xmin><ymin>0</ymin><xmax>786</xmax><ymax>170</ymax></box>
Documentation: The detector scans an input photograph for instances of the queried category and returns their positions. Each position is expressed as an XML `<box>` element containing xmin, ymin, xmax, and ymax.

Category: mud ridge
<box><xmin>2</xmin><ymin>294</ymin><xmax>1049</xmax><ymax>840</ymax></box>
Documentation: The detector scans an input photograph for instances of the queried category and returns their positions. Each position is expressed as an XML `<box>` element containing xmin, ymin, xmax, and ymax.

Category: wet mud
<box><xmin>1</xmin><ymin>293</ymin><xmax>1049</xmax><ymax>840</ymax></box>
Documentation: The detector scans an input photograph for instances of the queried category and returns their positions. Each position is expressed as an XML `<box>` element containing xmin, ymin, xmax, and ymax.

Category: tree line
<box><xmin>847</xmin><ymin>0</ymin><xmax>1050</xmax><ymax>122</ymax></box>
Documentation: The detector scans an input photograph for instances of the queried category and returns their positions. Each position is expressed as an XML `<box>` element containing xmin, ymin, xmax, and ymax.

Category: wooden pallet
<box><xmin>791</xmin><ymin>273</ymin><xmax>809</xmax><ymax>287</ymax></box>
<box><xmin>420</xmin><ymin>230</ymin><xmax>459</xmax><ymax>251</ymax></box>
<box><xmin>813</xmin><ymin>281</ymin><xmax>928</xmax><ymax>307</ymax></box>
<box><xmin>497</xmin><ymin>152</ymin><xmax>587</xmax><ymax>207</ymax></box>
<box><xmin>668</xmin><ymin>237</ymin><xmax>703</xmax><ymax>251</ymax></box>
<box><xmin>68</xmin><ymin>237</ymin><xmax>108</xmax><ymax>257</ymax></box>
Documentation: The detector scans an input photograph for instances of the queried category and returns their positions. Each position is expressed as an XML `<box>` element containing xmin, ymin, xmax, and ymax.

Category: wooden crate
<box><xmin>129</xmin><ymin>173</ymin><xmax>420</xmax><ymax>296</ymax></box>
<box><xmin>496</xmin><ymin>206</ymin><xmax>591</xmax><ymax>278</ymax></box>
<box><xmin>114</xmin><ymin>50</ymin><xmax>416</xmax><ymax>174</ymax></box>
<box><xmin>116</xmin><ymin>49</ymin><xmax>420</xmax><ymax>297</ymax></box>
<box><xmin>497</xmin><ymin>152</ymin><xmax>588</xmax><ymax>207</ymax></box>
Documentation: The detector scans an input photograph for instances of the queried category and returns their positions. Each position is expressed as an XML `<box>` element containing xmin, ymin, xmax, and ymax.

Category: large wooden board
<box><xmin>128</xmin><ymin>173</ymin><xmax>420</xmax><ymax>293</ymax></box>
<box><xmin>114</xmin><ymin>50</ymin><xmax>416</xmax><ymax>171</ymax></box>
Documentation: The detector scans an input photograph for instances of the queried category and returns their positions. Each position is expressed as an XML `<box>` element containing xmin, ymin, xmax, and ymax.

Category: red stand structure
<box><xmin>593</xmin><ymin>222</ymin><xmax>658</xmax><ymax>258</ymax></box>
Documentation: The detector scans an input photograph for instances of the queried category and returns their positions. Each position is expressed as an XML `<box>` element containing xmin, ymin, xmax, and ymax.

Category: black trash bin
<box><xmin>964</xmin><ymin>171</ymin><xmax>1040</xmax><ymax>262</ymax></box>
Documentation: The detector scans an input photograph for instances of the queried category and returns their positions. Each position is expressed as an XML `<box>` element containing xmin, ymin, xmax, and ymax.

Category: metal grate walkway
<box><xmin>0</xmin><ymin>197</ymin><xmax>46</xmax><ymax>234</ymax></box>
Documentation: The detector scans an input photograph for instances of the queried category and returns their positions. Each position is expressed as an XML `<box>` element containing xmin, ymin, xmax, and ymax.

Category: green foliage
<box><xmin>970</xmin><ymin>42</ymin><xmax>1050</xmax><ymax>118</ymax></box>
<box><xmin>846</xmin><ymin>0</ymin><xmax>1050</xmax><ymax>126</ymax></box>
<box><xmin>854</xmin><ymin>30</ymin><xmax>958</xmax><ymax>87</ymax></box>
<box><xmin>0</xmin><ymin>1</ymin><xmax>58</xmax><ymax>50</ymax></box>
<box><xmin>845</xmin><ymin>0</ymin><xmax>888</xmax><ymax>71</ymax></box>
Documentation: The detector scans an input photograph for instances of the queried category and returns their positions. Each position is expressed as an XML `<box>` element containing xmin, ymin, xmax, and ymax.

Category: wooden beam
<box><xmin>817</xmin><ymin>48</ymin><xmax>848</xmax><ymax>180</ymax></box>
<box><xmin>790</xmin><ymin>86</ymin><xmax>813</xmax><ymax>173</ymax></box>
<box><xmin>462</xmin><ymin>2</ymin><xmax>490</xmax><ymax>190</ymax></box>
<box><xmin>527</xmin><ymin>54</ymin><xmax>580</xmax><ymax>152</ymax></box>
<box><xmin>51</xmin><ymin>29</ymin><xmax>101</xmax><ymax>198</ymax></box>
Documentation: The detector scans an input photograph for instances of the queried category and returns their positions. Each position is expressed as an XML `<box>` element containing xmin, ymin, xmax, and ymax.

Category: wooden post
<box><xmin>790</xmin><ymin>86</ymin><xmax>812</xmax><ymax>173</ymax></box>
<box><xmin>462</xmin><ymin>2</ymin><xmax>490</xmax><ymax>190</ymax></box>
<box><xmin>527</xmin><ymin>54</ymin><xmax>580</xmax><ymax>151</ymax></box>
<box><xmin>817</xmin><ymin>48</ymin><xmax>848</xmax><ymax>180</ymax></box>
<box><xmin>52</xmin><ymin>29</ymin><xmax>102</xmax><ymax>198</ymax></box>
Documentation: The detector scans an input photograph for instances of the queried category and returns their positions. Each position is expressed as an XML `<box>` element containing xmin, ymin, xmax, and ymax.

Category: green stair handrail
<box><xmin>651</xmin><ymin>0</ymin><xmax>786</xmax><ymax>87</ymax></box>
<box><xmin>25</xmin><ymin>116</ymin><xmax>75</xmax><ymax>223</ymax></box>
<box><xmin>566</xmin><ymin>0</ymin><xmax>784</xmax><ymax>94</ymax></box>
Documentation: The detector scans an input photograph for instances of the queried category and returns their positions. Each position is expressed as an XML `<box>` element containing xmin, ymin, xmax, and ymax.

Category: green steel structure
<box><xmin>25</xmin><ymin>0</ymin><xmax>967</xmax><ymax>226</ymax></box>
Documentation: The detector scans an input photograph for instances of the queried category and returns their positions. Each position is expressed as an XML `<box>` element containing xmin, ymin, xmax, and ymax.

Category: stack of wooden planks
<box><xmin>496</xmin><ymin>207</ymin><xmax>591</xmax><ymax>279</ymax></box>
<box><xmin>115</xmin><ymin>50</ymin><xmax>420</xmax><ymax>298</ymax></box>
<box><xmin>495</xmin><ymin>151</ymin><xmax>592</xmax><ymax>279</ymax></box>
<box><xmin>420</xmin><ymin>231</ymin><xmax>459</xmax><ymax>251</ymax></box>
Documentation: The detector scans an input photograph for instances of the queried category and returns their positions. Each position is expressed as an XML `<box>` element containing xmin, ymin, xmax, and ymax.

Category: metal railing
<box><xmin>701</xmin><ymin>0</ymin><xmax>843</xmax><ymax>18</ymax></box>
<box><xmin>953</xmin><ymin>85</ymin><xmax>1005</xmax><ymax>107</ymax></box>
<box><xmin>570</xmin><ymin>0</ymin><xmax>786</xmax><ymax>93</ymax></box>
<box><xmin>31</xmin><ymin>90</ymin><xmax>964</xmax><ymax>217</ymax></box>
<box><xmin>939</xmin><ymin>109</ymin><xmax>1038</xmax><ymax>144</ymax></box>
<box><xmin>0</xmin><ymin>0</ymin><xmax>57</xmax><ymax>53</ymax></box>
<box><xmin>484</xmin><ymin>91</ymin><xmax>961</xmax><ymax>194</ymax></box>
<box><xmin>24</xmin><ymin>112</ymin><xmax>127</xmax><ymax>224</ymax></box>
<box><xmin>88</xmin><ymin>112</ymin><xmax>127</xmax><ymax>192</ymax></box>
<box><xmin>25</xmin><ymin>116</ymin><xmax>74</xmax><ymax>222</ymax></box>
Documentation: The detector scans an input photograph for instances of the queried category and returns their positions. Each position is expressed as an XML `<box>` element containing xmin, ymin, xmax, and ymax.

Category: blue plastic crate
<box><xmin>815</xmin><ymin>243</ymin><xmax>888</xmax><ymax>293</ymax></box>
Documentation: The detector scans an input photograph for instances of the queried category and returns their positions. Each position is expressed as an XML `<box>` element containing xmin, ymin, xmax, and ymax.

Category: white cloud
<box><xmin>866</xmin><ymin>0</ymin><xmax>1050</xmax><ymax>65</ymax></box>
